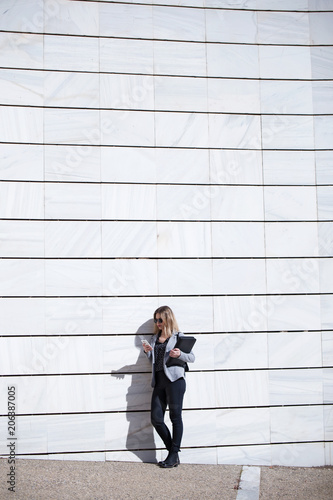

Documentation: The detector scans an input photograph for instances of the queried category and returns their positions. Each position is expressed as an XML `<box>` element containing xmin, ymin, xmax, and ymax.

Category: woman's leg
<box><xmin>166</xmin><ymin>377</ymin><xmax>186</xmax><ymax>452</ymax></box>
<box><xmin>150</xmin><ymin>373</ymin><xmax>172</xmax><ymax>451</ymax></box>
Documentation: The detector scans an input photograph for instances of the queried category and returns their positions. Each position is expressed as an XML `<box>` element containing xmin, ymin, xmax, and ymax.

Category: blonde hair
<box><xmin>153</xmin><ymin>305</ymin><xmax>179</xmax><ymax>337</ymax></box>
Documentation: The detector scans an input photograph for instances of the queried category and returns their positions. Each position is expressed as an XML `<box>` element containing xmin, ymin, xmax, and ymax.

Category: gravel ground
<box><xmin>0</xmin><ymin>459</ymin><xmax>332</xmax><ymax>500</ymax></box>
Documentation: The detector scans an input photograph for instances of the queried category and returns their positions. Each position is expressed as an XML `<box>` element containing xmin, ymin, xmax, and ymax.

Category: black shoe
<box><xmin>159</xmin><ymin>451</ymin><xmax>180</xmax><ymax>468</ymax></box>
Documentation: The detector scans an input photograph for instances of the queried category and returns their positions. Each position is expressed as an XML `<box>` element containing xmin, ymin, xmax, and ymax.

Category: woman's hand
<box><xmin>143</xmin><ymin>344</ymin><xmax>153</xmax><ymax>353</ymax></box>
<box><xmin>169</xmin><ymin>348</ymin><xmax>181</xmax><ymax>358</ymax></box>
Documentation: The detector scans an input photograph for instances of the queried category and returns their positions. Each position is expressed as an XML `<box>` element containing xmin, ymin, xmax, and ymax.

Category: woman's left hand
<box><xmin>169</xmin><ymin>348</ymin><xmax>181</xmax><ymax>358</ymax></box>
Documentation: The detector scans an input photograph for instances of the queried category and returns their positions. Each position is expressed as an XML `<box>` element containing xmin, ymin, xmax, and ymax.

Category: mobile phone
<box><xmin>141</xmin><ymin>340</ymin><xmax>150</xmax><ymax>347</ymax></box>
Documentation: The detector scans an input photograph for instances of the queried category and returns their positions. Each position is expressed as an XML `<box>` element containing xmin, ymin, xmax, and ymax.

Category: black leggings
<box><xmin>151</xmin><ymin>371</ymin><xmax>186</xmax><ymax>452</ymax></box>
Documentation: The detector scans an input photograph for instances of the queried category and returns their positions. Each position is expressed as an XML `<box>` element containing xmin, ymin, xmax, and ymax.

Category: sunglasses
<box><xmin>154</xmin><ymin>318</ymin><xmax>163</xmax><ymax>324</ymax></box>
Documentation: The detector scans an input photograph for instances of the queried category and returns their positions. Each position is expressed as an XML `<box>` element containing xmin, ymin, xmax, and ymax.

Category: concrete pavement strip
<box><xmin>0</xmin><ymin>459</ymin><xmax>332</xmax><ymax>500</ymax></box>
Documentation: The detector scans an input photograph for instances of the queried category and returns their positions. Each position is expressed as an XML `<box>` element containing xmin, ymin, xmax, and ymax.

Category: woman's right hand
<box><xmin>143</xmin><ymin>344</ymin><xmax>153</xmax><ymax>353</ymax></box>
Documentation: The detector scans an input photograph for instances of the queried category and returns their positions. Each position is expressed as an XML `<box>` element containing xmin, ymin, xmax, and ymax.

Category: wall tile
<box><xmin>315</xmin><ymin>116</ymin><xmax>333</xmax><ymax>150</ymax></box>
<box><xmin>157</xmin><ymin>296</ymin><xmax>214</xmax><ymax>333</ymax></box>
<box><xmin>259</xmin><ymin>46</ymin><xmax>311</xmax><ymax>79</ymax></box>
<box><xmin>268</xmin><ymin>332</ymin><xmax>322</xmax><ymax>369</ymax></box>
<box><xmin>45</xmin><ymin>260</ymin><xmax>102</xmax><ymax>297</ymax></box>
<box><xmin>217</xmin><ymin>444</ymin><xmax>271</xmax><ymax>467</ymax></box>
<box><xmin>0</xmin><ymin>144</ymin><xmax>43</xmax><ymax>181</ymax></box>
<box><xmin>100</xmin><ymin>39</ymin><xmax>153</xmax><ymax>74</ymax></box>
<box><xmin>317</xmin><ymin>186</ymin><xmax>333</xmax><ymax>220</ymax></box>
<box><xmin>0</xmin><ymin>0</ymin><xmax>42</xmax><ymax>32</ymax></box>
<box><xmin>316</xmin><ymin>151</ymin><xmax>333</xmax><ymax>185</ymax></box>
<box><xmin>155</xmin><ymin>112</ymin><xmax>209</xmax><ymax>148</ymax></box>
<box><xmin>208</xmin><ymin>114</ymin><xmax>261</xmax><ymax>149</ymax></box>
<box><xmin>100</xmin><ymin>74</ymin><xmax>154</xmax><ymax>111</ymax></box>
<box><xmin>47</xmin><ymin>414</ymin><xmax>105</xmax><ymax>453</ymax></box>
<box><xmin>263</xmin><ymin>151</ymin><xmax>315</xmax><ymax>185</ymax></box>
<box><xmin>322</xmin><ymin>331</ymin><xmax>333</xmax><ymax>366</ymax></box>
<box><xmin>154</xmin><ymin>40</ymin><xmax>206</xmax><ymax>76</ymax></box>
<box><xmin>214</xmin><ymin>295</ymin><xmax>268</xmax><ymax>333</ymax></box>
<box><xmin>269</xmin><ymin>369</ymin><xmax>323</xmax><ymax>405</ymax></box>
<box><xmin>153</xmin><ymin>5</ymin><xmax>205</xmax><ymax>41</ymax></box>
<box><xmin>101</xmin><ymin>147</ymin><xmax>156</xmax><ymax>183</ymax></box>
<box><xmin>0</xmin><ymin>220</ymin><xmax>44</xmax><ymax>257</ymax></box>
<box><xmin>102</xmin><ymin>184</ymin><xmax>156</xmax><ymax>220</ymax></box>
<box><xmin>0</xmin><ymin>377</ymin><xmax>46</xmax><ymax>414</ymax></box>
<box><xmin>0</xmin><ymin>69</ymin><xmax>43</xmax><ymax>106</ymax></box>
<box><xmin>208</xmin><ymin>79</ymin><xmax>260</xmax><ymax>114</ymax></box>
<box><xmin>271</xmin><ymin>442</ymin><xmax>325</xmax><ymax>467</ymax></box>
<box><xmin>262</xmin><ymin>116</ymin><xmax>314</xmax><ymax>150</ymax></box>
<box><xmin>258</xmin><ymin>12</ymin><xmax>309</xmax><ymax>44</ymax></box>
<box><xmin>217</xmin><ymin>408</ymin><xmax>270</xmax><ymax>445</ymax></box>
<box><xmin>267</xmin><ymin>295</ymin><xmax>321</xmax><ymax>332</ymax></box>
<box><xmin>265</xmin><ymin>222</ymin><xmax>318</xmax><ymax>257</ymax></box>
<box><xmin>45</xmin><ymin>221</ymin><xmax>102</xmax><ymax>257</ymax></box>
<box><xmin>155</xmin><ymin>76</ymin><xmax>207</xmax><ymax>112</ymax></box>
<box><xmin>102</xmin><ymin>297</ymin><xmax>158</xmax><ymax>334</ymax></box>
<box><xmin>211</xmin><ymin>186</ymin><xmax>264</xmax><ymax>221</ymax></box>
<box><xmin>213</xmin><ymin>259</ymin><xmax>266</xmax><ymax>294</ymax></box>
<box><xmin>212</xmin><ymin>222</ymin><xmax>265</xmax><ymax>257</ymax></box>
<box><xmin>101</xmin><ymin>110</ymin><xmax>155</xmax><ymax>146</ymax></box>
<box><xmin>266</xmin><ymin>258</ymin><xmax>320</xmax><ymax>294</ymax></box>
<box><xmin>100</xmin><ymin>3</ymin><xmax>152</xmax><ymax>38</ymax></box>
<box><xmin>323</xmin><ymin>368</ymin><xmax>333</xmax><ymax>403</ymax></box>
<box><xmin>206</xmin><ymin>9</ymin><xmax>257</xmax><ymax>43</ymax></box>
<box><xmin>102</xmin><ymin>259</ymin><xmax>158</xmax><ymax>296</ymax></box>
<box><xmin>309</xmin><ymin>12</ymin><xmax>333</xmax><ymax>44</ymax></box>
<box><xmin>313</xmin><ymin>81</ymin><xmax>333</xmax><ymax>114</ymax></box>
<box><xmin>215</xmin><ymin>370</ymin><xmax>270</xmax><ymax>407</ymax></box>
<box><xmin>321</xmin><ymin>295</ymin><xmax>333</xmax><ymax>330</ymax></box>
<box><xmin>270</xmin><ymin>406</ymin><xmax>324</xmax><ymax>443</ymax></box>
<box><xmin>102</xmin><ymin>221</ymin><xmax>157</xmax><ymax>257</ymax></box>
<box><xmin>0</xmin><ymin>33</ymin><xmax>43</xmax><ymax>70</ymax></box>
<box><xmin>264</xmin><ymin>186</ymin><xmax>317</xmax><ymax>221</ymax></box>
<box><xmin>44</xmin><ymin>72</ymin><xmax>99</xmax><ymax>108</ymax></box>
<box><xmin>44</xmin><ymin>145</ymin><xmax>101</xmax><ymax>182</ymax></box>
<box><xmin>0</xmin><ymin>107</ymin><xmax>43</xmax><ymax>143</ymax></box>
<box><xmin>319</xmin><ymin>259</ymin><xmax>333</xmax><ymax>293</ymax></box>
<box><xmin>0</xmin><ymin>259</ymin><xmax>44</xmax><ymax>297</ymax></box>
<box><xmin>156</xmin><ymin>184</ymin><xmax>211</xmax><ymax>221</ymax></box>
<box><xmin>214</xmin><ymin>332</ymin><xmax>268</xmax><ymax>370</ymax></box>
<box><xmin>44</xmin><ymin>35</ymin><xmax>99</xmax><ymax>72</ymax></box>
<box><xmin>210</xmin><ymin>150</ymin><xmax>263</xmax><ymax>185</ymax></box>
<box><xmin>45</xmin><ymin>183</ymin><xmax>101</xmax><ymax>220</ymax></box>
<box><xmin>0</xmin><ymin>298</ymin><xmax>45</xmax><ymax>335</ymax></box>
<box><xmin>45</xmin><ymin>297</ymin><xmax>103</xmax><ymax>335</ymax></box>
<box><xmin>45</xmin><ymin>0</ymin><xmax>99</xmax><ymax>36</ymax></box>
<box><xmin>311</xmin><ymin>47</ymin><xmax>333</xmax><ymax>79</ymax></box>
<box><xmin>207</xmin><ymin>44</ymin><xmax>259</xmax><ymax>78</ymax></box>
<box><xmin>157</xmin><ymin>259</ymin><xmax>213</xmax><ymax>295</ymax></box>
<box><xmin>44</xmin><ymin>109</ymin><xmax>100</xmax><ymax>144</ymax></box>
<box><xmin>261</xmin><ymin>81</ymin><xmax>313</xmax><ymax>115</ymax></box>
<box><xmin>157</xmin><ymin>221</ymin><xmax>211</xmax><ymax>257</ymax></box>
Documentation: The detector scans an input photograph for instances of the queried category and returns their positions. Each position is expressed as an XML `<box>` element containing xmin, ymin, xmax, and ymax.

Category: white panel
<box><xmin>210</xmin><ymin>150</ymin><xmax>262</xmax><ymax>185</ymax></box>
<box><xmin>155</xmin><ymin>112</ymin><xmax>209</xmax><ymax>148</ymax></box>
<box><xmin>217</xmin><ymin>408</ymin><xmax>270</xmax><ymax>445</ymax></box>
<box><xmin>0</xmin><ymin>107</ymin><xmax>43</xmax><ymax>143</ymax></box>
<box><xmin>47</xmin><ymin>414</ymin><xmax>105</xmax><ymax>453</ymax></box>
<box><xmin>268</xmin><ymin>332</ymin><xmax>322</xmax><ymax>368</ymax></box>
<box><xmin>317</xmin><ymin>186</ymin><xmax>333</xmax><ymax>220</ymax></box>
<box><xmin>157</xmin><ymin>221</ymin><xmax>211</xmax><ymax>257</ymax></box>
<box><xmin>101</xmin><ymin>110</ymin><xmax>155</xmax><ymax>147</ymax></box>
<box><xmin>100</xmin><ymin>3</ymin><xmax>153</xmax><ymax>38</ymax></box>
<box><xmin>157</xmin><ymin>259</ymin><xmax>212</xmax><ymax>295</ymax></box>
<box><xmin>1</xmin><ymin>415</ymin><xmax>48</xmax><ymax>455</ymax></box>
<box><xmin>259</xmin><ymin>46</ymin><xmax>311</xmax><ymax>79</ymax></box>
<box><xmin>261</xmin><ymin>81</ymin><xmax>313</xmax><ymax>115</ymax></box>
<box><xmin>264</xmin><ymin>186</ymin><xmax>317</xmax><ymax>221</ymax></box>
<box><xmin>321</xmin><ymin>295</ymin><xmax>333</xmax><ymax>330</ymax></box>
<box><xmin>309</xmin><ymin>12</ymin><xmax>333</xmax><ymax>44</ymax></box>
<box><xmin>0</xmin><ymin>182</ymin><xmax>44</xmax><ymax>218</ymax></box>
<box><xmin>101</xmin><ymin>297</ymin><xmax>158</xmax><ymax>334</ymax></box>
<box><xmin>207</xmin><ymin>44</ymin><xmax>259</xmax><ymax>78</ymax></box>
<box><xmin>0</xmin><ymin>298</ymin><xmax>45</xmax><ymax>335</ymax></box>
<box><xmin>153</xmin><ymin>5</ymin><xmax>205</xmax><ymax>41</ymax></box>
<box><xmin>212</xmin><ymin>222</ymin><xmax>265</xmax><ymax>257</ymax></box>
<box><xmin>154</xmin><ymin>40</ymin><xmax>206</xmax><ymax>76</ymax></box>
<box><xmin>266</xmin><ymin>258</ymin><xmax>320</xmax><ymax>294</ymax></box>
<box><xmin>215</xmin><ymin>332</ymin><xmax>268</xmax><ymax>370</ymax></box>
<box><xmin>100</xmin><ymin>74</ymin><xmax>154</xmax><ymax>110</ymax></box>
<box><xmin>44</xmin><ymin>35</ymin><xmax>99</xmax><ymax>72</ymax></box>
<box><xmin>218</xmin><ymin>444</ymin><xmax>271</xmax><ymax>467</ymax></box>
<box><xmin>267</xmin><ymin>295</ymin><xmax>321</xmax><ymax>332</ymax></box>
<box><xmin>102</xmin><ymin>221</ymin><xmax>157</xmax><ymax>257</ymax></box>
<box><xmin>45</xmin><ymin>0</ymin><xmax>99</xmax><ymax>36</ymax></box>
<box><xmin>102</xmin><ymin>184</ymin><xmax>156</xmax><ymax>220</ymax></box>
<box><xmin>258</xmin><ymin>11</ymin><xmax>309</xmax><ymax>45</ymax></box>
<box><xmin>270</xmin><ymin>406</ymin><xmax>324</xmax><ymax>443</ymax></box>
<box><xmin>322</xmin><ymin>331</ymin><xmax>333</xmax><ymax>366</ymax></box>
<box><xmin>215</xmin><ymin>371</ymin><xmax>270</xmax><ymax>407</ymax></box>
<box><xmin>155</xmin><ymin>76</ymin><xmax>207</xmax><ymax>112</ymax></box>
<box><xmin>156</xmin><ymin>184</ymin><xmax>211</xmax><ymax>221</ymax></box>
<box><xmin>0</xmin><ymin>220</ymin><xmax>44</xmax><ymax>257</ymax></box>
<box><xmin>208</xmin><ymin>79</ymin><xmax>260</xmax><ymax>114</ymax></box>
<box><xmin>213</xmin><ymin>259</ymin><xmax>266</xmax><ymax>294</ymax></box>
<box><xmin>315</xmin><ymin>116</ymin><xmax>333</xmax><ymax>149</ymax></box>
<box><xmin>262</xmin><ymin>116</ymin><xmax>314</xmax><ymax>150</ymax></box>
<box><xmin>186</xmin><ymin>334</ymin><xmax>214</xmax><ymax>371</ymax></box>
<box><xmin>102</xmin><ymin>259</ymin><xmax>157</xmax><ymax>296</ymax></box>
<box><xmin>324</xmin><ymin>405</ymin><xmax>333</xmax><ymax>440</ymax></box>
<box><xmin>45</xmin><ymin>221</ymin><xmax>102</xmax><ymax>257</ymax></box>
<box><xmin>104</xmin><ymin>335</ymin><xmax>152</xmax><ymax>376</ymax></box>
<box><xmin>157</xmin><ymin>296</ymin><xmax>214</xmax><ymax>333</ymax></box>
<box><xmin>156</xmin><ymin>148</ymin><xmax>210</xmax><ymax>183</ymax></box>
<box><xmin>100</xmin><ymin>39</ymin><xmax>154</xmax><ymax>74</ymax></box>
<box><xmin>45</xmin><ymin>145</ymin><xmax>101</xmax><ymax>182</ymax></box>
<box><xmin>0</xmin><ymin>377</ymin><xmax>46</xmax><ymax>414</ymax></box>
<box><xmin>101</xmin><ymin>147</ymin><xmax>156</xmax><ymax>183</ymax></box>
<box><xmin>0</xmin><ymin>0</ymin><xmax>42</xmax><ymax>32</ymax></box>
<box><xmin>0</xmin><ymin>259</ymin><xmax>44</xmax><ymax>297</ymax></box>
<box><xmin>208</xmin><ymin>114</ymin><xmax>261</xmax><ymax>149</ymax></box>
<box><xmin>45</xmin><ymin>297</ymin><xmax>103</xmax><ymax>335</ymax></box>
<box><xmin>313</xmin><ymin>81</ymin><xmax>333</xmax><ymax>114</ymax></box>
<box><xmin>45</xmin><ymin>183</ymin><xmax>101</xmax><ymax>220</ymax></box>
<box><xmin>214</xmin><ymin>296</ymin><xmax>268</xmax><ymax>333</ymax></box>
<box><xmin>45</xmin><ymin>260</ymin><xmax>102</xmax><ymax>297</ymax></box>
<box><xmin>271</xmin><ymin>442</ymin><xmax>325</xmax><ymax>467</ymax></box>
<box><xmin>44</xmin><ymin>109</ymin><xmax>100</xmax><ymax>145</ymax></box>
<box><xmin>0</xmin><ymin>144</ymin><xmax>43</xmax><ymax>181</ymax></box>
<box><xmin>0</xmin><ymin>69</ymin><xmax>43</xmax><ymax>106</ymax></box>
<box><xmin>206</xmin><ymin>9</ymin><xmax>257</xmax><ymax>43</ymax></box>
<box><xmin>316</xmin><ymin>151</ymin><xmax>333</xmax><ymax>185</ymax></box>
<box><xmin>263</xmin><ymin>150</ymin><xmax>315</xmax><ymax>185</ymax></box>
<box><xmin>319</xmin><ymin>259</ymin><xmax>333</xmax><ymax>293</ymax></box>
<box><xmin>269</xmin><ymin>369</ymin><xmax>323</xmax><ymax>405</ymax></box>
<box><xmin>265</xmin><ymin>222</ymin><xmax>318</xmax><ymax>257</ymax></box>
<box><xmin>211</xmin><ymin>186</ymin><xmax>264</xmax><ymax>221</ymax></box>
<box><xmin>44</xmin><ymin>72</ymin><xmax>99</xmax><ymax>108</ymax></box>
<box><xmin>47</xmin><ymin>374</ymin><xmax>104</xmax><ymax>413</ymax></box>
<box><xmin>311</xmin><ymin>47</ymin><xmax>333</xmax><ymax>79</ymax></box>
<box><xmin>0</xmin><ymin>33</ymin><xmax>43</xmax><ymax>70</ymax></box>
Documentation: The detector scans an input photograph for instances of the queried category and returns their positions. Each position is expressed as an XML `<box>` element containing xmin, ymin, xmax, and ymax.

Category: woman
<box><xmin>143</xmin><ymin>305</ymin><xmax>195</xmax><ymax>468</ymax></box>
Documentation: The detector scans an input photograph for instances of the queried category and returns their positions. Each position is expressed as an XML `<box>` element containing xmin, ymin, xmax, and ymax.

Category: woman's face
<box><xmin>155</xmin><ymin>313</ymin><xmax>164</xmax><ymax>330</ymax></box>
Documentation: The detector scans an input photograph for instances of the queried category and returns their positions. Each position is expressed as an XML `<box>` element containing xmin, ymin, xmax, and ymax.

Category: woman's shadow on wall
<box><xmin>111</xmin><ymin>319</ymin><xmax>157</xmax><ymax>463</ymax></box>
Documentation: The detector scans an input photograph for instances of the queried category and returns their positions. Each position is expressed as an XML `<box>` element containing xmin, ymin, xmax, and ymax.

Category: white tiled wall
<box><xmin>0</xmin><ymin>0</ymin><xmax>332</xmax><ymax>467</ymax></box>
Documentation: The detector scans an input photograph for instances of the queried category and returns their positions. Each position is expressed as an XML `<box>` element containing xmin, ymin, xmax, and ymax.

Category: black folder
<box><xmin>166</xmin><ymin>336</ymin><xmax>196</xmax><ymax>368</ymax></box>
